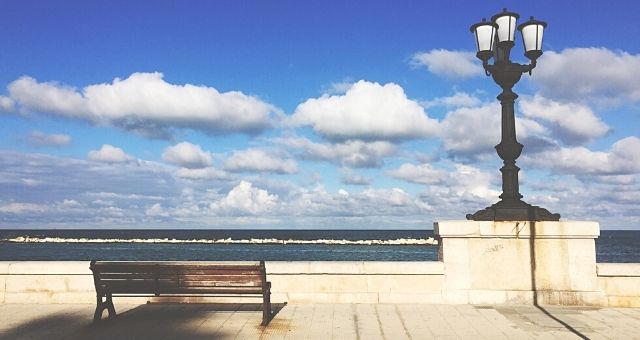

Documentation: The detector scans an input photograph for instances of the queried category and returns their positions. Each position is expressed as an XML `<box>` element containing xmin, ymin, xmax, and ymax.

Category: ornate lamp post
<box><xmin>466</xmin><ymin>9</ymin><xmax>560</xmax><ymax>221</ymax></box>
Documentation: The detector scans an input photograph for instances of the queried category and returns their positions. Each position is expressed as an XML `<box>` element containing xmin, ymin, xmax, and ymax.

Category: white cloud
<box><xmin>162</xmin><ymin>142</ymin><xmax>212</xmax><ymax>169</ymax></box>
<box><xmin>523</xmin><ymin>136</ymin><xmax>640</xmax><ymax>175</ymax></box>
<box><xmin>2</xmin><ymin>149</ymin><xmax>640</xmax><ymax>228</ymax></box>
<box><xmin>211</xmin><ymin>181</ymin><xmax>278</xmax><ymax>215</ymax></box>
<box><xmin>519</xmin><ymin>95</ymin><xmax>610</xmax><ymax>145</ymax></box>
<box><xmin>175</xmin><ymin>167</ymin><xmax>230</xmax><ymax>181</ymax></box>
<box><xmin>27</xmin><ymin>131</ymin><xmax>72</xmax><ymax>147</ymax></box>
<box><xmin>88</xmin><ymin>144</ymin><xmax>134</xmax><ymax>163</ymax></box>
<box><xmin>281</xmin><ymin>136</ymin><xmax>396</xmax><ymax>168</ymax></box>
<box><xmin>411</xmin><ymin>49</ymin><xmax>482</xmax><ymax>79</ymax></box>
<box><xmin>0</xmin><ymin>96</ymin><xmax>14</xmax><ymax>113</ymax></box>
<box><xmin>421</xmin><ymin>91</ymin><xmax>483</xmax><ymax>109</ymax></box>
<box><xmin>0</xmin><ymin>202</ymin><xmax>46</xmax><ymax>214</ymax></box>
<box><xmin>340</xmin><ymin>168</ymin><xmax>371</xmax><ymax>186</ymax></box>
<box><xmin>388</xmin><ymin>163</ymin><xmax>449</xmax><ymax>185</ymax></box>
<box><xmin>533</xmin><ymin>48</ymin><xmax>640</xmax><ymax>104</ymax></box>
<box><xmin>146</xmin><ymin>203</ymin><xmax>169</xmax><ymax>217</ymax></box>
<box><xmin>289</xmin><ymin>80</ymin><xmax>438</xmax><ymax>141</ymax></box>
<box><xmin>389</xmin><ymin>163</ymin><xmax>499</xmax><ymax>203</ymax></box>
<box><xmin>284</xmin><ymin>185</ymin><xmax>433</xmax><ymax>217</ymax></box>
<box><xmin>7</xmin><ymin>72</ymin><xmax>276</xmax><ymax>138</ymax></box>
<box><xmin>438</xmin><ymin>103</ymin><xmax>552</xmax><ymax>159</ymax></box>
<box><xmin>224</xmin><ymin>148</ymin><xmax>298</xmax><ymax>174</ymax></box>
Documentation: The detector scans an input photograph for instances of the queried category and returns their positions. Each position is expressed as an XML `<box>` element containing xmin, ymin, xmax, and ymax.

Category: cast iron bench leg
<box><xmin>261</xmin><ymin>282</ymin><xmax>272</xmax><ymax>326</ymax></box>
<box><xmin>106</xmin><ymin>293</ymin><xmax>117</xmax><ymax>318</ymax></box>
<box><xmin>93</xmin><ymin>293</ymin><xmax>105</xmax><ymax>322</ymax></box>
<box><xmin>93</xmin><ymin>292</ymin><xmax>117</xmax><ymax>323</ymax></box>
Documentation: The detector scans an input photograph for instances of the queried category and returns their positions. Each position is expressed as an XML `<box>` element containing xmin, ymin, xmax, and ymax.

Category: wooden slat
<box><xmin>98</xmin><ymin>273</ymin><xmax>262</xmax><ymax>281</ymax></box>
<box><xmin>93</xmin><ymin>262</ymin><xmax>262</xmax><ymax>271</ymax></box>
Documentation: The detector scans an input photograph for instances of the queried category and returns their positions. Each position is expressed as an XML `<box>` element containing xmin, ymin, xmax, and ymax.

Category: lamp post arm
<box><xmin>520</xmin><ymin>59</ymin><xmax>537</xmax><ymax>75</ymax></box>
<box><xmin>482</xmin><ymin>60</ymin><xmax>494</xmax><ymax>76</ymax></box>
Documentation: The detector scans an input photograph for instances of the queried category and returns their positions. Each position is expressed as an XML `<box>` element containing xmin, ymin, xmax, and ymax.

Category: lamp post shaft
<box><xmin>496</xmin><ymin>89</ymin><xmax>523</xmax><ymax>202</ymax></box>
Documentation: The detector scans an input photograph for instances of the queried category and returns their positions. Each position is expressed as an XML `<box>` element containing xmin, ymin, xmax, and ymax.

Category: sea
<box><xmin>0</xmin><ymin>229</ymin><xmax>638</xmax><ymax>262</ymax></box>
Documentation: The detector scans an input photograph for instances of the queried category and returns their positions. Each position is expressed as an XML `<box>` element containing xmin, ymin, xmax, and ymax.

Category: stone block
<box><xmin>366</xmin><ymin>275</ymin><xmax>443</xmax><ymax>293</ymax></box>
<box><xmin>534</xmin><ymin>290</ymin><xmax>607</xmax><ymax>306</ymax></box>
<box><xmin>0</xmin><ymin>262</ymin><xmax>10</xmax><ymax>274</ymax></box>
<box><xmin>597</xmin><ymin>263</ymin><xmax>640</xmax><ymax>277</ymax></box>
<box><xmin>362</xmin><ymin>261</ymin><xmax>444</xmax><ymax>275</ymax></box>
<box><xmin>378</xmin><ymin>292</ymin><xmax>443</xmax><ymax>304</ymax></box>
<box><xmin>4</xmin><ymin>291</ymin><xmax>95</xmax><ymax>304</ymax></box>
<box><xmin>269</xmin><ymin>274</ymin><xmax>368</xmax><ymax>293</ymax></box>
<box><xmin>598</xmin><ymin>277</ymin><xmax>640</xmax><ymax>296</ymax></box>
<box><xmin>467</xmin><ymin>290</ymin><xmax>509</xmax><ymax>304</ymax></box>
<box><xmin>506</xmin><ymin>290</ymin><xmax>535</xmax><ymax>304</ymax></box>
<box><xmin>607</xmin><ymin>295</ymin><xmax>640</xmax><ymax>308</ymax></box>
<box><xmin>266</xmin><ymin>261</ymin><xmax>311</xmax><ymax>274</ymax></box>
<box><xmin>7</xmin><ymin>261</ymin><xmax>90</xmax><ymax>275</ymax></box>
<box><xmin>285</xmin><ymin>292</ymin><xmax>378</xmax><ymax>304</ymax></box>
<box><xmin>0</xmin><ymin>275</ymin><xmax>5</xmax><ymax>303</ymax></box>
<box><xmin>5</xmin><ymin>275</ymin><xmax>94</xmax><ymax>293</ymax></box>
<box><xmin>441</xmin><ymin>290</ymin><xmax>469</xmax><ymax>304</ymax></box>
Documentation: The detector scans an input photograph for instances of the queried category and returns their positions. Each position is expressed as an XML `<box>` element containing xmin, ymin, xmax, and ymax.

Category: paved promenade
<box><xmin>1</xmin><ymin>303</ymin><xmax>639</xmax><ymax>339</ymax></box>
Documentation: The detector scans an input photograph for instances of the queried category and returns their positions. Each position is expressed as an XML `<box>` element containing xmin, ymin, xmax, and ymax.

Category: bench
<box><xmin>90</xmin><ymin>260</ymin><xmax>272</xmax><ymax>326</ymax></box>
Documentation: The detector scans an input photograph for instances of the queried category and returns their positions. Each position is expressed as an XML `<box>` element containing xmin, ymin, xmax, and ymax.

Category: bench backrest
<box><xmin>90</xmin><ymin>261</ymin><xmax>267</xmax><ymax>294</ymax></box>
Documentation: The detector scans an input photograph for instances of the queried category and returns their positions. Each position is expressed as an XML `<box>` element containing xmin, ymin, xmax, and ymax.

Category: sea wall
<box><xmin>597</xmin><ymin>263</ymin><xmax>640</xmax><ymax>307</ymax></box>
<box><xmin>0</xmin><ymin>261</ymin><xmax>444</xmax><ymax>305</ymax></box>
<box><xmin>1</xmin><ymin>261</ymin><xmax>638</xmax><ymax>306</ymax></box>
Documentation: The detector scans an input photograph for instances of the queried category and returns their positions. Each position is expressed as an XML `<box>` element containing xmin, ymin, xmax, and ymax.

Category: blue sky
<box><xmin>1</xmin><ymin>1</ymin><xmax>639</xmax><ymax>229</ymax></box>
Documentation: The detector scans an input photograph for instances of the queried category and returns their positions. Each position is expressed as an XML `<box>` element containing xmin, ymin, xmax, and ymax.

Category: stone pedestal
<box><xmin>435</xmin><ymin>220</ymin><xmax>607</xmax><ymax>305</ymax></box>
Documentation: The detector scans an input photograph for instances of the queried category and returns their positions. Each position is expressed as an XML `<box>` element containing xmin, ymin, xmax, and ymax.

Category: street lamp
<box><xmin>466</xmin><ymin>9</ymin><xmax>560</xmax><ymax>221</ymax></box>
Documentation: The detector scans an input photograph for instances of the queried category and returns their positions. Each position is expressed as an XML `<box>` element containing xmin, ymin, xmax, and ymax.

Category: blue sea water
<box><xmin>0</xmin><ymin>229</ymin><xmax>638</xmax><ymax>262</ymax></box>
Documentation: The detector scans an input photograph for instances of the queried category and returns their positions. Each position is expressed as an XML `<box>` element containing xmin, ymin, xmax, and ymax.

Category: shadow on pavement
<box><xmin>0</xmin><ymin>303</ymin><xmax>287</xmax><ymax>340</ymax></box>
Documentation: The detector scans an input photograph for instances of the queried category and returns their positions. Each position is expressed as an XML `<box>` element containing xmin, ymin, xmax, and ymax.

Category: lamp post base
<box><xmin>466</xmin><ymin>199</ymin><xmax>560</xmax><ymax>221</ymax></box>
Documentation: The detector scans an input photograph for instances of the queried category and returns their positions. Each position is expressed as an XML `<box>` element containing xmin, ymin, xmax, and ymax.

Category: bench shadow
<box><xmin>0</xmin><ymin>303</ymin><xmax>287</xmax><ymax>340</ymax></box>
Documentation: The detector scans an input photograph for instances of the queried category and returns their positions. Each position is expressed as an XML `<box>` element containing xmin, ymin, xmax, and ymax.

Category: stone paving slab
<box><xmin>0</xmin><ymin>303</ymin><xmax>639</xmax><ymax>339</ymax></box>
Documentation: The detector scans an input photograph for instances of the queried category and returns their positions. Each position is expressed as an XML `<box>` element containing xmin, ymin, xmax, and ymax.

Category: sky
<box><xmin>0</xmin><ymin>1</ymin><xmax>639</xmax><ymax>229</ymax></box>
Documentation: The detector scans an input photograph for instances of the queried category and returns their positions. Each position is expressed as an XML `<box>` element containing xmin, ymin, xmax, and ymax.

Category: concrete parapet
<box><xmin>435</xmin><ymin>220</ymin><xmax>608</xmax><ymax>306</ymax></box>
<box><xmin>0</xmin><ymin>261</ymin><xmax>445</xmax><ymax>304</ymax></box>
<box><xmin>597</xmin><ymin>263</ymin><xmax>640</xmax><ymax>307</ymax></box>
<box><xmin>0</xmin><ymin>256</ymin><xmax>638</xmax><ymax>306</ymax></box>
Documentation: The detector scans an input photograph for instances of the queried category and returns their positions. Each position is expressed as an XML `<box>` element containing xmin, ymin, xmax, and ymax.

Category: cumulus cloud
<box><xmin>7</xmin><ymin>72</ymin><xmax>276</xmax><ymax>138</ymax></box>
<box><xmin>340</xmin><ymin>168</ymin><xmax>372</xmax><ymax>186</ymax></box>
<box><xmin>224</xmin><ymin>148</ymin><xmax>298</xmax><ymax>174</ymax></box>
<box><xmin>438</xmin><ymin>103</ymin><xmax>552</xmax><ymax>159</ymax></box>
<box><xmin>284</xmin><ymin>185</ymin><xmax>433</xmax><ymax>217</ymax></box>
<box><xmin>0</xmin><ymin>202</ymin><xmax>46</xmax><ymax>214</ymax></box>
<box><xmin>88</xmin><ymin>144</ymin><xmax>134</xmax><ymax>163</ymax></box>
<box><xmin>175</xmin><ymin>167</ymin><xmax>230</xmax><ymax>181</ymax></box>
<box><xmin>289</xmin><ymin>80</ymin><xmax>438</xmax><ymax>141</ymax></box>
<box><xmin>533</xmin><ymin>47</ymin><xmax>640</xmax><ymax>104</ymax></box>
<box><xmin>145</xmin><ymin>203</ymin><xmax>169</xmax><ymax>217</ymax></box>
<box><xmin>0</xmin><ymin>96</ymin><xmax>14</xmax><ymax>113</ymax></box>
<box><xmin>27</xmin><ymin>131</ymin><xmax>72</xmax><ymax>147</ymax></box>
<box><xmin>523</xmin><ymin>136</ymin><xmax>640</xmax><ymax>175</ymax></box>
<box><xmin>421</xmin><ymin>91</ymin><xmax>483</xmax><ymax>109</ymax></box>
<box><xmin>519</xmin><ymin>95</ymin><xmax>610</xmax><ymax>145</ymax></box>
<box><xmin>388</xmin><ymin>163</ymin><xmax>449</xmax><ymax>185</ymax></box>
<box><xmin>280</xmin><ymin>136</ymin><xmax>396</xmax><ymax>168</ymax></box>
<box><xmin>211</xmin><ymin>180</ymin><xmax>278</xmax><ymax>215</ymax></box>
<box><xmin>162</xmin><ymin>142</ymin><xmax>212</xmax><ymax>169</ymax></box>
<box><xmin>389</xmin><ymin>163</ymin><xmax>499</xmax><ymax>203</ymax></box>
<box><xmin>411</xmin><ymin>49</ymin><xmax>482</xmax><ymax>79</ymax></box>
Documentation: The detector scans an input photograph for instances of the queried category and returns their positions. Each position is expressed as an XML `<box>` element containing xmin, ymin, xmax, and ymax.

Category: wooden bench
<box><xmin>90</xmin><ymin>260</ymin><xmax>272</xmax><ymax>325</ymax></box>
